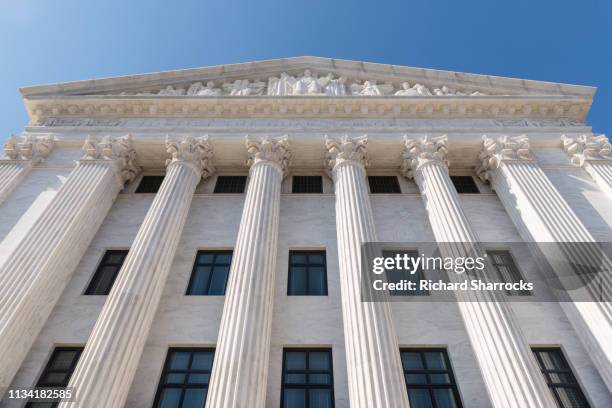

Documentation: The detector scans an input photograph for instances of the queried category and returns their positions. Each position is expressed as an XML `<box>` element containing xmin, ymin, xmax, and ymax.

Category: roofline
<box><xmin>20</xmin><ymin>56</ymin><xmax>596</xmax><ymax>99</ymax></box>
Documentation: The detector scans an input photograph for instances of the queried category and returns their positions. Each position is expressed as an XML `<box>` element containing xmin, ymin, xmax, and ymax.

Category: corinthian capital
<box><xmin>324</xmin><ymin>135</ymin><xmax>368</xmax><ymax>176</ymax></box>
<box><xmin>1</xmin><ymin>134</ymin><xmax>54</xmax><ymax>163</ymax></box>
<box><xmin>165</xmin><ymin>135</ymin><xmax>215</xmax><ymax>179</ymax></box>
<box><xmin>81</xmin><ymin>134</ymin><xmax>140</xmax><ymax>184</ymax></box>
<box><xmin>401</xmin><ymin>135</ymin><xmax>448</xmax><ymax>179</ymax></box>
<box><xmin>477</xmin><ymin>135</ymin><xmax>533</xmax><ymax>182</ymax></box>
<box><xmin>561</xmin><ymin>134</ymin><xmax>611</xmax><ymax>166</ymax></box>
<box><xmin>245</xmin><ymin>135</ymin><xmax>291</xmax><ymax>177</ymax></box>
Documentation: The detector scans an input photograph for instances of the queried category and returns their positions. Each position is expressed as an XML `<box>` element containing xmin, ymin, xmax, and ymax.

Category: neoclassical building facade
<box><xmin>0</xmin><ymin>57</ymin><xmax>611</xmax><ymax>407</ymax></box>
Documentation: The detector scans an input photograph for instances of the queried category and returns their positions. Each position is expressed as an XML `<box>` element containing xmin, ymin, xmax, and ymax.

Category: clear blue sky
<box><xmin>1</xmin><ymin>0</ymin><xmax>610</xmax><ymax>143</ymax></box>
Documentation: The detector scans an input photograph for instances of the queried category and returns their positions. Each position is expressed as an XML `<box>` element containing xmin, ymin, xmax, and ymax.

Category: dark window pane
<box><xmin>26</xmin><ymin>347</ymin><xmax>83</xmax><ymax>407</ymax></box>
<box><xmin>283</xmin><ymin>349</ymin><xmax>333</xmax><ymax>408</ymax></box>
<box><xmin>285</xmin><ymin>352</ymin><xmax>307</xmax><ymax>370</ymax></box>
<box><xmin>214</xmin><ymin>176</ymin><xmax>247</xmax><ymax>193</ymax></box>
<box><xmin>368</xmin><ymin>176</ymin><xmax>401</xmax><ymax>194</ymax></box>
<box><xmin>41</xmin><ymin>372</ymin><xmax>67</xmax><ymax>384</ymax></box>
<box><xmin>309</xmin><ymin>352</ymin><xmax>330</xmax><ymax>370</ymax></box>
<box><xmin>154</xmin><ymin>349</ymin><xmax>214</xmax><ymax>408</ymax></box>
<box><xmin>136</xmin><ymin>175</ymin><xmax>165</xmax><ymax>193</ymax></box>
<box><xmin>49</xmin><ymin>350</ymin><xmax>78</xmax><ymax>370</ymax></box>
<box><xmin>292</xmin><ymin>176</ymin><xmax>323</xmax><ymax>194</ymax></box>
<box><xmin>286</xmin><ymin>374</ymin><xmax>307</xmax><ymax>384</ymax></box>
<box><xmin>308</xmin><ymin>374</ymin><xmax>331</xmax><ymax>384</ymax></box>
<box><xmin>288</xmin><ymin>251</ymin><xmax>328</xmax><ymax>296</ymax></box>
<box><xmin>289</xmin><ymin>266</ymin><xmax>308</xmax><ymax>295</ymax></box>
<box><xmin>85</xmin><ymin>250</ymin><xmax>129</xmax><ymax>295</ymax></box>
<box><xmin>450</xmin><ymin>176</ymin><xmax>479</xmax><ymax>194</ymax></box>
<box><xmin>433</xmin><ymin>388</ymin><xmax>459</xmax><ymax>408</ymax></box>
<box><xmin>309</xmin><ymin>388</ymin><xmax>332</xmax><ymax>408</ymax></box>
<box><xmin>405</xmin><ymin>373</ymin><xmax>427</xmax><ymax>384</ymax></box>
<box><xmin>284</xmin><ymin>389</ymin><xmax>306</xmax><ymax>408</ymax></box>
<box><xmin>408</xmin><ymin>389</ymin><xmax>433</xmax><ymax>408</ymax></box>
<box><xmin>425</xmin><ymin>351</ymin><xmax>447</xmax><ymax>370</ymax></box>
<box><xmin>187</xmin><ymin>251</ymin><xmax>232</xmax><ymax>296</ymax></box>
<box><xmin>401</xmin><ymin>352</ymin><xmax>423</xmax><ymax>370</ymax></box>
<box><xmin>486</xmin><ymin>250</ymin><xmax>532</xmax><ymax>296</ymax></box>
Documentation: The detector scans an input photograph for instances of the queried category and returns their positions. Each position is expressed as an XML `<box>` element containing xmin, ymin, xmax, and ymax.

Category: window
<box><xmin>214</xmin><ymin>176</ymin><xmax>247</xmax><ymax>193</ymax></box>
<box><xmin>154</xmin><ymin>348</ymin><xmax>215</xmax><ymax>408</ymax></box>
<box><xmin>368</xmin><ymin>176</ymin><xmax>402</xmax><ymax>194</ymax></box>
<box><xmin>532</xmin><ymin>348</ymin><xmax>591</xmax><ymax>408</ymax></box>
<box><xmin>25</xmin><ymin>347</ymin><xmax>83</xmax><ymax>408</ymax></box>
<box><xmin>383</xmin><ymin>250</ymin><xmax>429</xmax><ymax>296</ymax></box>
<box><xmin>281</xmin><ymin>349</ymin><xmax>334</xmax><ymax>408</ymax></box>
<box><xmin>288</xmin><ymin>251</ymin><xmax>328</xmax><ymax>296</ymax></box>
<box><xmin>486</xmin><ymin>250</ymin><xmax>532</xmax><ymax>296</ymax></box>
<box><xmin>450</xmin><ymin>176</ymin><xmax>479</xmax><ymax>194</ymax></box>
<box><xmin>135</xmin><ymin>175</ymin><xmax>165</xmax><ymax>193</ymax></box>
<box><xmin>186</xmin><ymin>251</ymin><xmax>232</xmax><ymax>296</ymax></box>
<box><xmin>400</xmin><ymin>348</ymin><xmax>463</xmax><ymax>408</ymax></box>
<box><xmin>292</xmin><ymin>176</ymin><xmax>323</xmax><ymax>194</ymax></box>
<box><xmin>84</xmin><ymin>250</ymin><xmax>128</xmax><ymax>295</ymax></box>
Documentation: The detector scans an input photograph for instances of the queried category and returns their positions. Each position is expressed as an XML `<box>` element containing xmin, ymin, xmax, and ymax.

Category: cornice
<box><xmin>23</xmin><ymin>94</ymin><xmax>591</xmax><ymax>124</ymax></box>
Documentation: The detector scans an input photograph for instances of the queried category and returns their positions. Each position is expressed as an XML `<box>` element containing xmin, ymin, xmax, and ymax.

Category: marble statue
<box><xmin>187</xmin><ymin>81</ymin><xmax>222</xmax><ymax>96</ymax></box>
<box><xmin>350</xmin><ymin>80</ymin><xmax>393</xmax><ymax>96</ymax></box>
<box><xmin>223</xmin><ymin>79</ymin><xmax>265</xmax><ymax>96</ymax></box>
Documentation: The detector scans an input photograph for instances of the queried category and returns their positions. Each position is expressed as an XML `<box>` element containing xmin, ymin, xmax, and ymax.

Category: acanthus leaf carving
<box><xmin>561</xmin><ymin>134</ymin><xmax>612</xmax><ymax>166</ymax></box>
<box><xmin>1</xmin><ymin>134</ymin><xmax>54</xmax><ymax>162</ymax></box>
<box><xmin>245</xmin><ymin>135</ymin><xmax>291</xmax><ymax>177</ymax></box>
<box><xmin>165</xmin><ymin>135</ymin><xmax>215</xmax><ymax>179</ymax></box>
<box><xmin>81</xmin><ymin>134</ymin><xmax>140</xmax><ymax>185</ymax></box>
<box><xmin>477</xmin><ymin>134</ymin><xmax>532</xmax><ymax>182</ymax></box>
<box><xmin>324</xmin><ymin>135</ymin><xmax>369</xmax><ymax>177</ymax></box>
<box><xmin>401</xmin><ymin>135</ymin><xmax>448</xmax><ymax>179</ymax></box>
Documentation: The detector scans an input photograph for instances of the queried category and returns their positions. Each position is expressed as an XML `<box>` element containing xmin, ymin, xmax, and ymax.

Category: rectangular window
<box><xmin>135</xmin><ymin>175</ymin><xmax>165</xmax><ymax>193</ymax></box>
<box><xmin>288</xmin><ymin>251</ymin><xmax>328</xmax><ymax>296</ymax></box>
<box><xmin>281</xmin><ymin>348</ymin><xmax>334</xmax><ymax>408</ymax></box>
<box><xmin>400</xmin><ymin>348</ymin><xmax>463</xmax><ymax>408</ymax></box>
<box><xmin>214</xmin><ymin>176</ymin><xmax>247</xmax><ymax>193</ymax></box>
<box><xmin>368</xmin><ymin>176</ymin><xmax>402</xmax><ymax>194</ymax></box>
<box><xmin>486</xmin><ymin>250</ymin><xmax>532</xmax><ymax>296</ymax></box>
<box><xmin>292</xmin><ymin>176</ymin><xmax>323</xmax><ymax>194</ymax></box>
<box><xmin>25</xmin><ymin>347</ymin><xmax>84</xmax><ymax>408</ymax></box>
<box><xmin>84</xmin><ymin>249</ymin><xmax>129</xmax><ymax>295</ymax></box>
<box><xmin>154</xmin><ymin>348</ymin><xmax>215</xmax><ymax>408</ymax></box>
<box><xmin>383</xmin><ymin>250</ymin><xmax>429</xmax><ymax>296</ymax></box>
<box><xmin>186</xmin><ymin>251</ymin><xmax>232</xmax><ymax>296</ymax></box>
<box><xmin>450</xmin><ymin>176</ymin><xmax>479</xmax><ymax>194</ymax></box>
<box><xmin>532</xmin><ymin>348</ymin><xmax>591</xmax><ymax>408</ymax></box>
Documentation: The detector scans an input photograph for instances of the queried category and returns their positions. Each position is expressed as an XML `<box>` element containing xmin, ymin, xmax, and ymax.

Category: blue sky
<box><xmin>1</xmin><ymin>0</ymin><xmax>610</xmax><ymax>143</ymax></box>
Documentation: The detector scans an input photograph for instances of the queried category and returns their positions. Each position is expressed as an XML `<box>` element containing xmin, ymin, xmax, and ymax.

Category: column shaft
<box><xmin>404</xmin><ymin>136</ymin><xmax>555</xmax><ymax>408</ymax></box>
<box><xmin>0</xmin><ymin>161</ymin><xmax>31</xmax><ymax>204</ymax></box>
<box><xmin>0</xmin><ymin>135</ymin><xmax>136</xmax><ymax>392</ymax></box>
<box><xmin>207</xmin><ymin>136</ymin><xmax>288</xmax><ymax>408</ymax></box>
<box><xmin>480</xmin><ymin>135</ymin><xmax>612</xmax><ymax>393</ymax></box>
<box><xmin>327</xmin><ymin>136</ymin><xmax>410</xmax><ymax>408</ymax></box>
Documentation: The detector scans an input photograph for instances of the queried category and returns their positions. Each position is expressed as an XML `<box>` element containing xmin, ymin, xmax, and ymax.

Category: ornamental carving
<box><xmin>1</xmin><ymin>134</ymin><xmax>54</xmax><ymax>162</ymax></box>
<box><xmin>477</xmin><ymin>135</ymin><xmax>533</xmax><ymax>182</ymax></box>
<box><xmin>561</xmin><ymin>134</ymin><xmax>612</xmax><ymax>166</ymax></box>
<box><xmin>245</xmin><ymin>135</ymin><xmax>291</xmax><ymax>176</ymax></box>
<box><xmin>114</xmin><ymin>70</ymin><xmax>488</xmax><ymax>98</ymax></box>
<box><xmin>81</xmin><ymin>134</ymin><xmax>140</xmax><ymax>184</ymax></box>
<box><xmin>401</xmin><ymin>135</ymin><xmax>448</xmax><ymax>179</ymax></box>
<box><xmin>324</xmin><ymin>135</ymin><xmax>369</xmax><ymax>174</ymax></box>
<box><xmin>165</xmin><ymin>135</ymin><xmax>215</xmax><ymax>179</ymax></box>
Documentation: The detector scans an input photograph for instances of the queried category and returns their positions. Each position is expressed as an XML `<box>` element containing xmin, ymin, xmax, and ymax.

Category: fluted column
<box><xmin>207</xmin><ymin>136</ymin><xmax>290</xmax><ymax>408</ymax></box>
<box><xmin>562</xmin><ymin>134</ymin><xmax>612</xmax><ymax>200</ymax></box>
<box><xmin>0</xmin><ymin>134</ymin><xmax>54</xmax><ymax>204</ymax></box>
<box><xmin>402</xmin><ymin>136</ymin><xmax>555</xmax><ymax>408</ymax></box>
<box><xmin>60</xmin><ymin>136</ymin><xmax>214</xmax><ymax>408</ymax></box>
<box><xmin>479</xmin><ymin>134</ymin><xmax>612</xmax><ymax>392</ymax></box>
<box><xmin>0</xmin><ymin>135</ymin><xmax>138</xmax><ymax>393</ymax></box>
<box><xmin>326</xmin><ymin>135</ymin><xmax>410</xmax><ymax>408</ymax></box>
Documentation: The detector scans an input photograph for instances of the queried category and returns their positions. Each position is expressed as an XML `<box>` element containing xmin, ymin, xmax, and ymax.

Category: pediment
<box><xmin>21</xmin><ymin>56</ymin><xmax>594</xmax><ymax>99</ymax></box>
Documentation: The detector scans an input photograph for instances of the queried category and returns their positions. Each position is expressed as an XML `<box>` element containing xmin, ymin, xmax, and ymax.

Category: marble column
<box><xmin>0</xmin><ymin>134</ymin><xmax>54</xmax><ymax>204</ymax></box>
<box><xmin>0</xmin><ymin>135</ymin><xmax>138</xmax><ymax>394</ymax></box>
<box><xmin>60</xmin><ymin>136</ymin><xmax>214</xmax><ymax>408</ymax></box>
<box><xmin>325</xmin><ymin>135</ymin><xmax>410</xmax><ymax>408</ymax></box>
<box><xmin>478</xmin><ymin>134</ymin><xmax>612</xmax><ymax>392</ymax></box>
<box><xmin>207</xmin><ymin>136</ymin><xmax>290</xmax><ymax>408</ymax></box>
<box><xmin>402</xmin><ymin>135</ymin><xmax>555</xmax><ymax>408</ymax></box>
<box><xmin>562</xmin><ymin>134</ymin><xmax>612</xmax><ymax>200</ymax></box>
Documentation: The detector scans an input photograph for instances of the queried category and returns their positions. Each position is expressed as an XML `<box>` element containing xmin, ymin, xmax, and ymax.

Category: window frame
<box><xmin>486</xmin><ymin>249</ymin><xmax>532</xmax><ymax>296</ymax></box>
<box><xmin>532</xmin><ymin>347</ymin><xmax>591</xmax><ymax>408</ymax></box>
<box><xmin>292</xmin><ymin>175</ymin><xmax>323</xmax><ymax>194</ymax></box>
<box><xmin>152</xmin><ymin>347</ymin><xmax>216</xmax><ymax>408</ymax></box>
<box><xmin>280</xmin><ymin>348</ymin><xmax>335</xmax><ymax>408</ymax></box>
<box><xmin>213</xmin><ymin>175</ymin><xmax>248</xmax><ymax>194</ymax></box>
<box><xmin>135</xmin><ymin>175</ymin><xmax>165</xmax><ymax>194</ymax></box>
<box><xmin>400</xmin><ymin>347</ymin><xmax>464</xmax><ymax>408</ymax></box>
<box><xmin>367</xmin><ymin>175</ymin><xmax>402</xmax><ymax>194</ymax></box>
<box><xmin>186</xmin><ymin>250</ymin><xmax>233</xmax><ymax>296</ymax></box>
<box><xmin>287</xmin><ymin>250</ymin><xmax>328</xmax><ymax>296</ymax></box>
<box><xmin>449</xmin><ymin>175</ymin><xmax>480</xmax><ymax>194</ymax></box>
<box><xmin>84</xmin><ymin>249</ymin><xmax>129</xmax><ymax>295</ymax></box>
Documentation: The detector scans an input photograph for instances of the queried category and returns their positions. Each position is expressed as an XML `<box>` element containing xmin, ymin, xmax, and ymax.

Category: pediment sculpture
<box><xmin>116</xmin><ymin>70</ymin><xmax>488</xmax><ymax>97</ymax></box>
